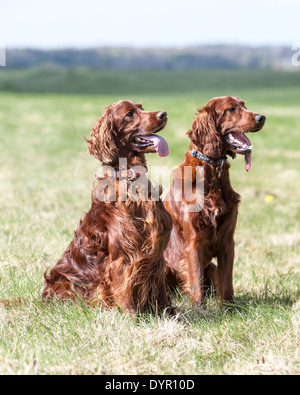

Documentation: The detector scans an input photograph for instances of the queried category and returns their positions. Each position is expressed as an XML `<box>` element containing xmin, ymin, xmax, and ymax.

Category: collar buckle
<box><xmin>127</xmin><ymin>168</ymin><xmax>137</xmax><ymax>181</ymax></box>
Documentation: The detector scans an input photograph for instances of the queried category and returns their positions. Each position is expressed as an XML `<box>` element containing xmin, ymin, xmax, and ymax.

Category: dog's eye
<box><xmin>126</xmin><ymin>111</ymin><xmax>134</xmax><ymax>117</ymax></box>
<box><xmin>228</xmin><ymin>107</ymin><xmax>236</xmax><ymax>112</ymax></box>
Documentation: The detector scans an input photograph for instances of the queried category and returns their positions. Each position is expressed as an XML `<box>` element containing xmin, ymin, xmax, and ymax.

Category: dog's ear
<box><xmin>187</xmin><ymin>106</ymin><xmax>217</xmax><ymax>146</ymax></box>
<box><xmin>86</xmin><ymin>112</ymin><xmax>118</xmax><ymax>164</ymax></box>
<box><xmin>187</xmin><ymin>106</ymin><xmax>222</xmax><ymax>158</ymax></box>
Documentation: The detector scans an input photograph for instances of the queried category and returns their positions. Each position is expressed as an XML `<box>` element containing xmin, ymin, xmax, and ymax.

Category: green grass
<box><xmin>0</xmin><ymin>69</ymin><xmax>299</xmax><ymax>375</ymax></box>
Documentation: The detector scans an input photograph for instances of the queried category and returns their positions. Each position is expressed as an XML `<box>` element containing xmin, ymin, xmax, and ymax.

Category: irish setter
<box><xmin>164</xmin><ymin>96</ymin><xmax>266</xmax><ymax>306</ymax></box>
<box><xmin>43</xmin><ymin>100</ymin><xmax>173</xmax><ymax>315</ymax></box>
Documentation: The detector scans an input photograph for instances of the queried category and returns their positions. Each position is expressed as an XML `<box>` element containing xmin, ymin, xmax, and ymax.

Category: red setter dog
<box><xmin>164</xmin><ymin>96</ymin><xmax>266</xmax><ymax>306</ymax></box>
<box><xmin>43</xmin><ymin>101</ymin><xmax>173</xmax><ymax>315</ymax></box>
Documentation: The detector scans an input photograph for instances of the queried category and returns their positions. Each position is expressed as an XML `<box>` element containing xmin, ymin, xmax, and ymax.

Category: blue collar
<box><xmin>191</xmin><ymin>149</ymin><xmax>227</xmax><ymax>167</ymax></box>
<box><xmin>191</xmin><ymin>149</ymin><xmax>227</xmax><ymax>177</ymax></box>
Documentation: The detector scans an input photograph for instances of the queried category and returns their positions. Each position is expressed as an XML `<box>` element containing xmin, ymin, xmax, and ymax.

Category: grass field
<box><xmin>0</xmin><ymin>69</ymin><xmax>299</xmax><ymax>375</ymax></box>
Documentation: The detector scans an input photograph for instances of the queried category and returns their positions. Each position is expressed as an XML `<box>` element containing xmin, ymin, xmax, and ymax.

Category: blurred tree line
<box><xmin>5</xmin><ymin>45</ymin><xmax>294</xmax><ymax>70</ymax></box>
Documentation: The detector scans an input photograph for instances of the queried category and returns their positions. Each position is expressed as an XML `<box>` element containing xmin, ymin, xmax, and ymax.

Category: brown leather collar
<box><xmin>104</xmin><ymin>167</ymin><xmax>148</xmax><ymax>180</ymax></box>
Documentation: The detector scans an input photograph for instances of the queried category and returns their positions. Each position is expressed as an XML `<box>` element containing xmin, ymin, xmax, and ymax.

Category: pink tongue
<box><xmin>245</xmin><ymin>152</ymin><xmax>252</xmax><ymax>172</ymax></box>
<box><xmin>142</xmin><ymin>135</ymin><xmax>169</xmax><ymax>157</ymax></box>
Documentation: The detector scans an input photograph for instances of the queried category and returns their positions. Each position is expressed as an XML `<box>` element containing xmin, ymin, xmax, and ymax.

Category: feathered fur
<box><xmin>43</xmin><ymin>100</ymin><xmax>173</xmax><ymax>315</ymax></box>
<box><xmin>164</xmin><ymin>96</ymin><xmax>265</xmax><ymax>305</ymax></box>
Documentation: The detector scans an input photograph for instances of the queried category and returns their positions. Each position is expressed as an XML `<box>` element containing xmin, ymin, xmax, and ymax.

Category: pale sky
<box><xmin>0</xmin><ymin>0</ymin><xmax>298</xmax><ymax>48</ymax></box>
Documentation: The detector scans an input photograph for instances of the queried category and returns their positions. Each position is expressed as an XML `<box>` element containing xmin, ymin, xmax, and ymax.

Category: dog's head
<box><xmin>188</xmin><ymin>96</ymin><xmax>266</xmax><ymax>171</ymax></box>
<box><xmin>87</xmin><ymin>100</ymin><xmax>169</xmax><ymax>166</ymax></box>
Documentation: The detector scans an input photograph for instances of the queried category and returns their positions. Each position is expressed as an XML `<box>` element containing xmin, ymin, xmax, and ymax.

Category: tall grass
<box><xmin>0</xmin><ymin>69</ymin><xmax>299</xmax><ymax>374</ymax></box>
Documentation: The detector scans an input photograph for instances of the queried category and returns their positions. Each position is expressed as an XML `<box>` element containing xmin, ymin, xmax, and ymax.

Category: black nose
<box><xmin>156</xmin><ymin>111</ymin><xmax>167</xmax><ymax>121</ymax></box>
<box><xmin>255</xmin><ymin>114</ymin><xmax>266</xmax><ymax>124</ymax></box>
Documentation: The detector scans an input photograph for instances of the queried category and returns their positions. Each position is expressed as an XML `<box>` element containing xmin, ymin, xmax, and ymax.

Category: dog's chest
<box><xmin>201</xmin><ymin>186</ymin><xmax>240</xmax><ymax>257</ymax></box>
<box><xmin>111</xmin><ymin>200</ymin><xmax>172</xmax><ymax>261</ymax></box>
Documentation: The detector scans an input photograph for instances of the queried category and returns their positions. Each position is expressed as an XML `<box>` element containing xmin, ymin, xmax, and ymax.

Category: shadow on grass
<box><xmin>171</xmin><ymin>286</ymin><xmax>300</xmax><ymax>325</ymax></box>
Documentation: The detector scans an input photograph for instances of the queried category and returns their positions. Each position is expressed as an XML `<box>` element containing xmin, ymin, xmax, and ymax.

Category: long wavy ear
<box><xmin>187</xmin><ymin>106</ymin><xmax>222</xmax><ymax>158</ymax></box>
<box><xmin>86</xmin><ymin>112</ymin><xmax>118</xmax><ymax>164</ymax></box>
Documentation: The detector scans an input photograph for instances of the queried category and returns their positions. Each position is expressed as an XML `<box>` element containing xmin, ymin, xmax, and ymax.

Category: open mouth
<box><xmin>224</xmin><ymin>132</ymin><xmax>253</xmax><ymax>172</ymax></box>
<box><xmin>132</xmin><ymin>125</ymin><xmax>169</xmax><ymax>157</ymax></box>
<box><xmin>225</xmin><ymin>132</ymin><xmax>253</xmax><ymax>153</ymax></box>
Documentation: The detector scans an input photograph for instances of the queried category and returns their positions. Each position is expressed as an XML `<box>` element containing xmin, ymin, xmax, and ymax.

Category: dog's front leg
<box><xmin>217</xmin><ymin>241</ymin><xmax>235</xmax><ymax>304</ymax></box>
<box><xmin>158</xmin><ymin>279</ymin><xmax>170</xmax><ymax>309</ymax></box>
<box><xmin>184</xmin><ymin>242</ymin><xmax>205</xmax><ymax>306</ymax></box>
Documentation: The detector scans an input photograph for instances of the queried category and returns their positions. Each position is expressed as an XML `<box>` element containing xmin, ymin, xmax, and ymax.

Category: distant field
<box><xmin>0</xmin><ymin>69</ymin><xmax>299</xmax><ymax>374</ymax></box>
<box><xmin>0</xmin><ymin>67</ymin><xmax>300</xmax><ymax>98</ymax></box>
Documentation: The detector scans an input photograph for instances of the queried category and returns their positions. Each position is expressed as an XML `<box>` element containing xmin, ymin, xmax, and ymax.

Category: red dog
<box><xmin>164</xmin><ymin>96</ymin><xmax>266</xmax><ymax>305</ymax></box>
<box><xmin>43</xmin><ymin>101</ymin><xmax>173</xmax><ymax>315</ymax></box>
